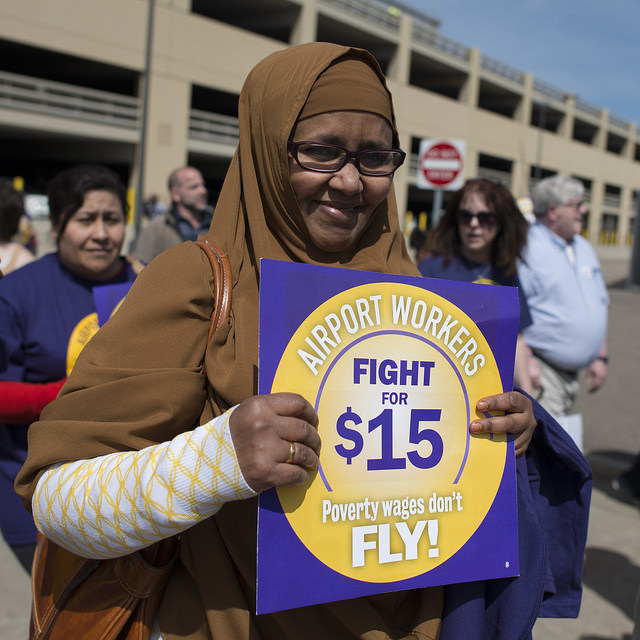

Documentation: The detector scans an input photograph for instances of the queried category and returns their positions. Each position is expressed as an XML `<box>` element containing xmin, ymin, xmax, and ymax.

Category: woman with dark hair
<box><xmin>418</xmin><ymin>178</ymin><xmax>535</xmax><ymax>393</ymax></box>
<box><xmin>0</xmin><ymin>180</ymin><xmax>34</xmax><ymax>275</ymax></box>
<box><xmin>0</xmin><ymin>164</ymin><xmax>136</xmax><ymax>571</ymax></box>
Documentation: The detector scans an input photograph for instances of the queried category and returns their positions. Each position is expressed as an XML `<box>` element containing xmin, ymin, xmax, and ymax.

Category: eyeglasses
<box><xmin>562</xmin><ymin>200</ymin><xmax>585</xmax><ymax>210</ymax></box>
<box><xmin>456</xmin><ymin>209</ymin><xmax>497</xmax><ymax>227</ymax></box>
<box><xmin>287</xmin><ymin>141</ymin><xmax>406</xmax><ymax>176</ymax></box>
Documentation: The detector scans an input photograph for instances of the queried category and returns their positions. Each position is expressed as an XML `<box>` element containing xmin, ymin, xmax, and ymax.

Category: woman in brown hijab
<box><xmin>16</xmin><ymin>43</ymin><xmax>541</xmax><ymax>639</ymax></box>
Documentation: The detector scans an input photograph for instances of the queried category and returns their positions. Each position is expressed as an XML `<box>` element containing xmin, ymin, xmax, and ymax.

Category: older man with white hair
<box><xmin>518</xmin><ymin>175</ymin><xmax>608</xmax><ymax>419</ymax></box>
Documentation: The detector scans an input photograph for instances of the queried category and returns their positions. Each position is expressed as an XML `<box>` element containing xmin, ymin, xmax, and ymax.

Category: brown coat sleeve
<box><xmin>15</xmin><ymin>242</ymin><xmax>217</xmax><ymax>510</ymax></box>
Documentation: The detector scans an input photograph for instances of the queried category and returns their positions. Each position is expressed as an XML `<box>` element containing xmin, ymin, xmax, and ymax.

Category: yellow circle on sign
<box><xmin>66</xmin><ymin>312</ymin><xmax>99</xmax><ymax>375</ymax></box>
<box><xmin>272</xmin><ymin>282</ymin><xmax>507</xmax><ymax>583</ymax></box>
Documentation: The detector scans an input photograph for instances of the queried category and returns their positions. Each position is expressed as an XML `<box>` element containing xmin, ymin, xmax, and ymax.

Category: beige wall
<box><xmin>0</xmin><ymin>0</ymin><xmax>146</xmax><ymax>70</ymax></box>
<box><xmin>1</xmin><ymin>0</ymin><xmax>638</xmax><ymax>246</ymax></box>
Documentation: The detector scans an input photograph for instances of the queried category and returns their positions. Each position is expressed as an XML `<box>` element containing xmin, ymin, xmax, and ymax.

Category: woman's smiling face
<box><xmin>288</xmin><ymin>111</ymin><xmax>394</xmax><ymax>254</ymax></box>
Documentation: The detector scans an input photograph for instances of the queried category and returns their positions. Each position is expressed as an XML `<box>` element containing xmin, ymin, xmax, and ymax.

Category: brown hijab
<box><xmin>201</xmin><ymin>42</ymin><xmax>419</xmax><ymax>415</ymax></box>
<box><xmin>16</xmin><ymin>43</ymin><xmax>440</xmax><ymax>639</ymax></box>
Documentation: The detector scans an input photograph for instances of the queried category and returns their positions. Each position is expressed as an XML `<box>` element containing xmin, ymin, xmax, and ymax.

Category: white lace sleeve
<box><xmin>32</xmin><ymin>407</ymin><xmax>256</xmax><ymax>559</ymax></box>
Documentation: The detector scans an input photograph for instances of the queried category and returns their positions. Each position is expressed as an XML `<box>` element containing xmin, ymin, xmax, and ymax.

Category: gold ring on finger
<box><xmin>285</xmin><ymin>441</ymin><xmax>296</xmax><ymax>464</ymax></box>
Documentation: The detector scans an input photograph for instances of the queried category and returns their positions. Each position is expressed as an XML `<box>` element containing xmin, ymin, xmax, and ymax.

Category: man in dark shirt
<box><xmin>132</xmin><ymin>166</ymin><xmax>213</xmax><ymax>265</ymax></box>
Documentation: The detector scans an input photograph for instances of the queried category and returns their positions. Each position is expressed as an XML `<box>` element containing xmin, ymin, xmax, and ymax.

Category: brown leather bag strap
<box><xmin>30</xmin><ymin>243</ymin><xmax>234</xmax><ymax>640</ymax></box>
<box><xmin>193</xmin><ymin>241</ymin><xmax>232</xmax><ymax>346</ymax></box>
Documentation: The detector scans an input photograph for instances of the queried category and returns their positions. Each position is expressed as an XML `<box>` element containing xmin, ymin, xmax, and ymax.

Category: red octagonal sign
<box><xmin>418</xmin><ymin>140</ymin><xmax>465</xmax><ymax>190</ymax></box>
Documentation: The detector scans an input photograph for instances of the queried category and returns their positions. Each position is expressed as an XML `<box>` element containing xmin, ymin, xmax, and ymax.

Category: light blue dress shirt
<box><xmin>518</xmin><ymin>222</ymin><xmax>608</xmax><ymax>372</ymax></box>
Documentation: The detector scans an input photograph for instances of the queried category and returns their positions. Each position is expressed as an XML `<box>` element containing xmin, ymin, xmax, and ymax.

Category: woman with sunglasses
<box><xmin>417</xmin><ymin>178</ymin><xmax>535</xmax><ymax>393</ymax></box>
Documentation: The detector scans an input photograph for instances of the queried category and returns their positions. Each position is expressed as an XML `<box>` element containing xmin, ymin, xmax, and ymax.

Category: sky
<box><xmin>398</xmin><ymin>0</ymin><xmax>640</xmax><ymax>125</ymax></box>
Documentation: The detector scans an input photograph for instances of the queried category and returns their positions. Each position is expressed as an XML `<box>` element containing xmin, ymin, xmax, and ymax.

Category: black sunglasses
<box><xmin>456</xmin><ymin>209</ymin><xmax>497</xmax><ymax>227</ymax></box>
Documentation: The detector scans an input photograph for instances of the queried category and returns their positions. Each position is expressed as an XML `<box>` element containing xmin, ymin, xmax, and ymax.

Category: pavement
<box><xmin>531</xmin><ymin>249</ymin><xmax>640</xmax><ymax>640</ymax></box>
<box><xmin>1</xmin><ymin>247</ymin><xmax>639</xmax><ymax>639</ymax></box>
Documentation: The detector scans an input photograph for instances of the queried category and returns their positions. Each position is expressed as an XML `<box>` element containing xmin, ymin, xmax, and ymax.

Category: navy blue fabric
<box><xmin>440</xmin><ymin>392</ymin><xmax>592</xmax><ymax>639</ymax></box>
<box><xmin>0</xmin><ymin>254</ymin><xmax>136</xmax><ymax>545</ymax></box>
<box><xmin>171</xmin><ymin>205</ymin><xmax>213</xmax><ymax>244</ymax></box>
<box><xmin>418</xmin><ymin>254</ymin><xmax>532</xmax><ymax>333</ymax></box>
<box><xmin>525</xmin><ymin>397</ymin><xmax>592</xmax><ymax>617</ymax></box>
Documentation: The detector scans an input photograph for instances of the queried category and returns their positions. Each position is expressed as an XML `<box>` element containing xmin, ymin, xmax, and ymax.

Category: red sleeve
<box><xmin>0</xmin><ymin>379</ymin><xmax>66</xmax><ymax>424</ymax></box>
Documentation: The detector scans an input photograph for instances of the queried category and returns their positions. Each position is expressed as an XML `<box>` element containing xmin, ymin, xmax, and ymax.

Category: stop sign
<box><xmin>417</xmin><ymin>139</ymin><xmax>466</xmax><ymax>191</ymax></box>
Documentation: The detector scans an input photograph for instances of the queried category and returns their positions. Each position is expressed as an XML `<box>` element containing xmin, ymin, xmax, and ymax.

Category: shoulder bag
<box><xmin>30</xmin><ymin>241</ymin><xmax>232</xmax><ymax>640</ymax></box>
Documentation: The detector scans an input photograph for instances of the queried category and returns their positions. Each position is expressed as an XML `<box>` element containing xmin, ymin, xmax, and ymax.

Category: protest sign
<box><xmin>94</xmin><ymin>282</ymin><xmax>133</xmax><ymax>327</ymax></box>
<box><xmin>257</xmin><ymin>260</ymin><xmax>519</xmax><ymax>614</ymax></box>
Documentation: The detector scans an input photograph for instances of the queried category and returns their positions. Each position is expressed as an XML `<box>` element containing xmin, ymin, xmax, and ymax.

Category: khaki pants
<box><xmin>532</xmin><ymin>355</ymin><xmax>579</xmax><ymax>420</ymax></box>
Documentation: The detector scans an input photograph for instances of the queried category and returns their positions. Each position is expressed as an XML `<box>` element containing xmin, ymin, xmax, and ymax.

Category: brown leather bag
<box><xmin>30</xmin><ymin>241</ymin><xmax>232</xmax><ymax>640</ymax></box>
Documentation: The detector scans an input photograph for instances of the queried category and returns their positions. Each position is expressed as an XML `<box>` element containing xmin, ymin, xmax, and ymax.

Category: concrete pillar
<box><xmin>387</xmin><ymin>12</ymin><xmax>411</xmax><ymax>84</ymax></box>
<box><xmin>459</xmin><ymin>47</ymin><xmax>480</xmax><ymax>108</ymax></box>
<box><xmin>516</xmin><ymin>73</ymin><xmax>535</xmax><ymax>194</ymax></box>
<box><xmin>625</xmin><ymin>122</ymin><xmax>637</xmax><ymax>162</ymax></box>
<box><xmin>290</xmin><ymin>0</ymin><xmax>317</xmax><ymax>45</ymax></box>
<box><xmin>516</xmin><ymin>72</ymin><xmax>533</xmax><ymax>127</ymax></box>
<box><xmin>511</xmin><ymin>157</ymin><xmax>529</xmax><ymax>197</ymax></box>
<box><xmin>136</xmin><ymin>72</ymin><xmax>191</xmax><ymax>207</ymax></box>
<box><xmin>394</xmin><ymin>130</ymin><xmax>411</xmax><ymax>228</ymax></box>
<box><xmin>594</xmin><ymin>108</ymin><xmax>608</xmax><ymax>151</ymax></box>
<box><xmin>558</xmin><ymin>93</ymin><xmax>575</xmax><ymax>140</ymax></box>
<box><xmin>165</xmin><ymin>0</ymin><xmax>191</xmax><ymax>11</ymax></box>
<box><xmin>464</xmin><ymin>146</ymin><xmax>479</xmax><ymax>181</ymax></box>
<box><xmin>588</xmin><ymin>179</ymin><xmax>605</xmax><ymax>245</ymax></box>
<box><xmin>620</xmin><ymin>184</ymin><xmax>633</xmax><ymax>247</ymax></box>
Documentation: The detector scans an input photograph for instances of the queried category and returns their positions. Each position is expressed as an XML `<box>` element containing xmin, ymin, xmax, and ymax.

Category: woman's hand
<box><xmin>229</xmin><ymin>392</ymin><xmax>321</xmax><ymax>493</ymax></box>
<box><xmin>469</xmin><ymin>391</ymin><xmax>536</xmax><ymax>457</ymax></box>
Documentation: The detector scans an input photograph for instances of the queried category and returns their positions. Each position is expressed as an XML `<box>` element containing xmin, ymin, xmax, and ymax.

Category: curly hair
<box><xmin>425</xmin><ymin>178</ymin><xmax>528</xmax><ymax>277</ymax></box>
<box><xmin>47</xmin><ymin>165</ymin><xmax>128</xmax><ymax>236</ymax></box>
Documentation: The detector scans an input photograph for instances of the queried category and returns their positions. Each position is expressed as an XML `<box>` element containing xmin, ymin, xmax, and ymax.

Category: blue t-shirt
<box><xmin>0</xmin><ymin>253</ymin><xmax>137</xmax><ymax>545</ymax></box>
<box><xmin>418</xmin><ymin>254</ymin><xmax>532</xmax><ymax>333</ymax></box>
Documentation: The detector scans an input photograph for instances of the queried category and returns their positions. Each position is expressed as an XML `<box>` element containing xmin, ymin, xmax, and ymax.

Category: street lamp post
<box><xmin>133</xmin><ymin>0</ymin><xmax>156</xmax><ymax>244</ymax></box>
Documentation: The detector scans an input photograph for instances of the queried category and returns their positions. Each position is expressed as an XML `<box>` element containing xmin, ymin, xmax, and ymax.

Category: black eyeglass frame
<box><xmin>287</xmin><ymin>140</ymin><xmax>406</xmax><ymax>177</ymax></box>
